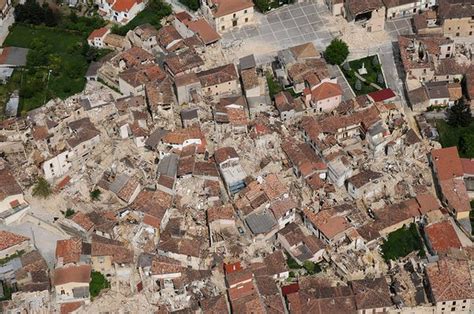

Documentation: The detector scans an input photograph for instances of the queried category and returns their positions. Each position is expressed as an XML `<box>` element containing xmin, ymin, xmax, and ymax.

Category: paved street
<box><xmin>385</xmin><ymin>17</ymin><xmax>414</xmax><ymax>40</ymax></box>
<box><xmin>328</xmin><ymin>64</ymin><xmax>354</xmax><ymax>101</ymax></box>
<box><xmin>222</xmin><ymin>2</ymin><xmax>334</xmax><ymax>53</ymax></box>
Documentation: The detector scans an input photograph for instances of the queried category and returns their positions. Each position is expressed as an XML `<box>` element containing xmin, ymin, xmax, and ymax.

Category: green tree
<box><xmin>448</xmin><ymin>99</ymin><xmax>472</xmax><ymax>127</ymax></box>
<box><xmin>303</xmin><ymin>261</ymin><xmax>321</xmax><ymax>275</ymax></box>
<box><xmin>354</xmin><ymin>78</ymin><xmax>362</xmax><ymax>91</ymax></box>
<box><xmin>377</xmin><ymin>72</ymin><xmax>384</xmax><ymax>85</ymax></box>
<box><xmin>342</xmin><ymin>62</ymin><xmax>350</xmax><ymax>71</ymax></box>
<box><xmin>458</xmin><ymin>136</ymin><xmax>467</xmax><ymax>156</ymax></box>
<box><xmin>32</xmin><ymin>177</ymin><xmax>52</xmax><ymax>198</ymax></box>
<box><xmin>90</xmin><ymin>271</ymin><xmax>109</xmax><ymax>298</ymax></box>
<box><xmin>372</xmin><ymin>55</ymin><xmax>379</xmax><ymax>66</ymax></box>
<box><xmin>324</xmin><ymin>38</ymin><xmax>349</xmax><ymax>65</ymax></box>
<box><xmin>90</xmin><ymin>189</ymin><xmax>101</xmax><ymax>201</ymax></box>
<box><xmin>179</xmin><ymin>0</ymin><xmax>200</xmax><ymax>10</ymax></box>
<box><xmin>254</xmin><ymin>0</ymin><xmax>270</xmax><ymax>12</ymax></box>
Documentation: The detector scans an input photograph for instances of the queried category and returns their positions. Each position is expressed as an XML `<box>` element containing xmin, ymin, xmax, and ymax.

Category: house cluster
<box><xmin>0</xmin><ymin>0</ymin><xmax>473</xmax><ymax>312</ymax></box>
<box><xmin>325</xmin><ymin>0</ymin><xmax>472</xmax><ymax>35</ymax></box>
<box><xmin>389</xmin><ymin>1</ymin><xmax>474</xmax><ymax>111</ymax></box>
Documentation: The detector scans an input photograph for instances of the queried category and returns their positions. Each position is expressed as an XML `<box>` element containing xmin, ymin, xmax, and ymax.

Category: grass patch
<box><xmin>90</xmin><ymin>271</ymin><xmax>109</xmax><ymax>298</ymax></box>
<box><xmin>436</xmin><ymin>119</ymin><xmax>474</xmax><ymax>158</ymax></box>
<box><xmin>2</xmin><ymin>24</ymin><xmax>90</xmax><ymax>112</ymax></box>
<box><xmin>112</xmin><ymin>0</ymin><xmax>172</xmax><ymax>36</ymax></box>
<box><xmin>341</xmin><ymin>55</ymin><xmax>386</xmax><ymax>96</ymax></box>
<box><xmin>0</xmin><ymin>250</ymin><xmax>25</xmax><ymax>266</ymax></box>
<box><xmin>266</xmin><ymin>72</ymin><xmax>282</xmax><ymax>99</ymax></box>
<box><xmin>381</xmin><ymin>223</ymin><xmax>425</xmax><ymax>261</ymax></box>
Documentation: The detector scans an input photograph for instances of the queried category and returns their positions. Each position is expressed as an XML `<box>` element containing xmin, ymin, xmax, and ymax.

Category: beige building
<box><xmin>343</xmin><ymin>0</ymin><xmax>386</xmax><ymax>32</ymax></box>
<box><xmin>201</xmin><ymin>0</ymin><xmax>255</xmax><ymax>33</ymax></box>
<box><xmin>53</xmin><ymin>265</ymin><xmax>92</xmax><ymax>304</ymax></box>
<box><xmin>197</xmin><ymin>63</ymin><xmax>240</xmax><ymax>97</ymax></box>
<box><xmin>425</xmin><ymin>257</ymin><xmax>474</xmax><ymax>313</ymax></box>
<box><xmin>0</xmin><ymin>162</ymin><xmax>29</xmax><ymax>224</ymax></box>
<box><xmin>438</xmin><ymin>0</ymin><xmax>474</xmax><ymax>38</ymax></box>
<box><xmin>383</xmin><ymin>0</ymin><xmax>436</xmax><ymax>20</ymax></box>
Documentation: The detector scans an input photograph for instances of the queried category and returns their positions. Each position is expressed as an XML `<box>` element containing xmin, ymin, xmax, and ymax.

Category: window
<box><xmin>221</xmin><ymin>26</ymin><xmax>225</xmax><ymax>30</ymax></box>
<box><xmin>245</xmin><ymin>18</ymin><xmax>248</xmax><ymax>22</ymax></box>
<box><xmin>447</xmin><ymin>46</ymin><xmax>451</xmax><ymax>51</ymax></box>
<box><xmin>470</xmin><ymin>31</ymin><xmax>473</xmax><ymax>36</ymax></box>
<box><xmin>244</xmin><ymin>9</ymin><xmax>247</xmax><ymax>13</ymax></box>
<box><xmin>233</xmin><ymin>13</ymin><xmax>236</xmax><ymax>18</ymax></box>
<box><xmin>451</xmin><ymin>308</ymin><xmax>455</xmax><ymax>311</ymax></box>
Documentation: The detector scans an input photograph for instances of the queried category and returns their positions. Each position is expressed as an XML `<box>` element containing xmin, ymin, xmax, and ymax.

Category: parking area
<box><xmin>385</xmin><ymin>17</ymin><xmax>414</xmax><ymax>40</ymax></box>
<box><xmin>222</xmin><ymin>2</ymin><xmax>334</xmax><ymax>53</ymax></box>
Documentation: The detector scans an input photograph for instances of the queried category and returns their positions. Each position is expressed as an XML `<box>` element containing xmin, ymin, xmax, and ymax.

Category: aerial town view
<box><xmin>0</xmin><ymin>0</ymin><xmax>473</xmax><ymax>312</ymax></box>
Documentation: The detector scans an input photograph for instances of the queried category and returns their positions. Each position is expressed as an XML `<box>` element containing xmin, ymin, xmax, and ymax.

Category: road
<box><xmin>0</xmin><ymin>12</ymin><xmax>14</xmax><ymax>46</ymax></box>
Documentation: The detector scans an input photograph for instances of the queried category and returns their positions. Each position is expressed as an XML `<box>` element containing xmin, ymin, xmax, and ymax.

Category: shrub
<box><xmin>32</xmin><ymin>177</ymin><xmax>52</xmax><ymax>198</ymax></box>
<box><xmin>303</xmin><ymin>261</ymin><xmax>321</xmax><ymax>275</ymax></box>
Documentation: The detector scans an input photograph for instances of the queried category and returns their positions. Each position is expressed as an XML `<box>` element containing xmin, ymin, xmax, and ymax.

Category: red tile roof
<box><xmin>425</xmin><ymin>220</ymin><xmax>462</xmax><ymax>254</ymax></box>
<box><xmin>0</xmin><ymin>230</ymin><xmax>29</xmax><ymax>251</ymax></box>
<box><xmin>210</xmin><ymin>0</ymin><xmax>254</xmax><ymax>18</ymax></box>
<box><xmin>311</xmin><ymin>82</ymin><xmax>343</xmax><ymax>101</ymax></box>
<box><xmin>87</xmin><ymin>27</ymin><xmax>109</xmax><ymax>40</ymax></box>
<box><xmin>56</xmin><ymin>238</ymin><xmax>82</xmax><ymax>264</ymax></box>
<box><xmin>431</xmin><ymin>147</ymin><xmax>464</xmax><ymax>180</ymax></box>
<box><xmin>224</xmin><ymin>261</ymin><xmax>242</xmax><ymax>274</ymax></box>
<box><xmin>426</xmin><ymin>258</ymin><xmax>474</xmax><ymax>303</ymax></box>
<box><xmin>112</xmin><ymin>0</ymin><xmax>142</xmax><ymax>12</ymax></box>
<box><xmin>60</xmin><ymin>301</ymin><xmax>84</xmax><ymax>314</ymax></box>
<box><xmin>368</xmin><ymin>88</ymin><xmax>396</xmax><ymax>102</ymax></box>
<box><xmin>185</xmin><ymin>18</ymin><xmax>221</xmax><ymax>45</ymax></box>
<box><xmin>53</xmin><ymin>265</ymin><xmax>91</xmax><ymax>286</ymax></box>
<box><xmin>461</xmin><ymin>158</ymin><xmax>474</xmax><ymax>175</ymax></box>
<box><xmin>281</xmin><ymin>283</ymin><xmax>299</xmax><ymax>296</ymax></box>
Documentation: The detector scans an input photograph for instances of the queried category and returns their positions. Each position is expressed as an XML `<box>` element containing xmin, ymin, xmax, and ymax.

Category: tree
<box><xmin>458</xmin><ymin>136</ymin><xmax>467</xmax><ymax>156</ymax></box>
<box><xmin>90</xmin><ymin>189</ymin><xmax>101</xmax><ymax>201</ymax></box>
<box><xmin>32</xmin><ymin>177</ymin><xmax>52</xmax><ymax>198</ymax></box>
<box><xmin>179</xmin><ymin>0</ymin><xmax>199</xmax><ymax>10</ymax></box>
<box><xmin>90</xmin><ymin>271</ymin><xmax>109</xmax><ymax>298</ymax></box>
<box><xmin>303</xmin><ymin>261</ymin><xmax>321</xmax><ymax>275</ymax></box>
<box><xmin>377</xmin><ymin>72</ymin><xmax>384</xmax><ymax>85</ymax></box>
<box><xmin>254</xmin><ymin>0</ymin><xmax>271</xmax><ymax>12</ymax></box>
<box><xmin>324</xmin><ymin>39</ymin><xmax>349</xmax><ymax>65</ymax></box>
<box><xmin>447</xmin><ymin>99</ymin><xmax>472</xmax><ymax>127</ymax></box>
<box><xmin>372</xmin><ymin>55</ymin><xmax>379</xmax><ymax>66</ymax></box>
<box><xmin>354</xmin><ymin>78</ymin><xmax>362</xmax><ymax>91</ymax></box>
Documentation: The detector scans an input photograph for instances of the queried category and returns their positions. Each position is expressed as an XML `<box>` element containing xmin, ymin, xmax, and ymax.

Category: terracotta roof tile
<box><xmin>0</xmin><ymin>230</ymin><xmax>29</xmax><ymax>251</ymax></box>
<box><xmin>425</xmin><ymin>220</ymin><xmax>462</xmax><ymax>254</ymax></box>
